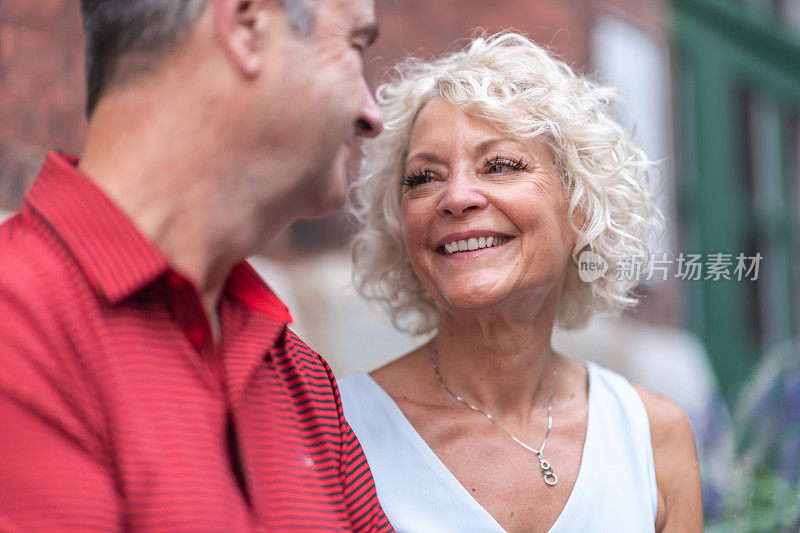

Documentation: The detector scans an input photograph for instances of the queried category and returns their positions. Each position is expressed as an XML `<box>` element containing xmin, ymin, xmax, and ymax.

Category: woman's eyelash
<box><xmin>484</xmin><ymin>156</ymin><xmax>529</xmax><ymax>171</ymax></box>
<box><xmin>402</xmin><ymin>169</ymin><xmax>435</xmax><ymax>188</ymax></box>
<box><xmin>402</xmin><ymin>157</ymin><xmax>527</xmax><ymax>187</ymax></box>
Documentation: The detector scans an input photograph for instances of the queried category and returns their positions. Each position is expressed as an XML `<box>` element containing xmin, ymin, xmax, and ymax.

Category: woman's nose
<box><xmin>436</xmin><ymin>171</ymin><xmax>488</xmax><ymax>216</ymax></box>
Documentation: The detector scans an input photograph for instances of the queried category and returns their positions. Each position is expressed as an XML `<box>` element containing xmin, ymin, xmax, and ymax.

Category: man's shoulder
<box><xmin>0</xmin><ymin>210</ymin><xmax>79</xmax><ymax>298</ymax></box>
<box><xmin>280</xmin><ymin>327</ymin><xmax>337</xmax><ymax>383</ymax></box>
<box><xmin>277</xmin><ymin>327</ymin><xmax>352</xmax><ymax>406</ymax></box>
<box><xmin>0</xmin><ymin>210</ymin><xmax>89</xmax><ymax>345</ymax></box>
<box><xmin>0</xmin><ymin>211</ymin><xmax>99</xmax><ymax>411</ymax></box>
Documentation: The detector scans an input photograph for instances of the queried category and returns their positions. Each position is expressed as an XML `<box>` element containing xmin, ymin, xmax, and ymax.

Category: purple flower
<box><xmin>783</xmin><ymin>373</ymin><xmax>800</xmax><ymax>411</ymax></box>
<box><xmin>702</xmin><ymin>481</ymin><xmax>724</xmax><ymax>521</ymax></box>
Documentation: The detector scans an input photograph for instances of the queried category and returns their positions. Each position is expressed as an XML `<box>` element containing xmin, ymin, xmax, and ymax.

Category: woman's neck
<box><xmin>431</xmin><ymin>299</ymin><xmax>560</xmax><ymax>424</ymax></box>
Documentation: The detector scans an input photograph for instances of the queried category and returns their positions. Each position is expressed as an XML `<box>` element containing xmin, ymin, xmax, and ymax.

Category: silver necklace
<box><xmin>428</xmin><ymin>344</ymin><xmax>559</xmax><ymax>486</ymax></box>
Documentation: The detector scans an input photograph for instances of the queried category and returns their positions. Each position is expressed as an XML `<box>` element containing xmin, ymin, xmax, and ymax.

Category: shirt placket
<box><xmin>165</xmin><ymin>271</ymin><xmax>222</xmax><ymax>390</ymax></box>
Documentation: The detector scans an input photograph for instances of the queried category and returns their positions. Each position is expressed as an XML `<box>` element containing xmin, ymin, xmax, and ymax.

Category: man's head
<box><xmin>79</xmin><ymin>0</ymin><xmax>383</xmax><ymax>228</ymax></box>
<box><xmin>80</xmin><ymin>0</ymin><xmax>314</xmax><ymax>117</ymax></box>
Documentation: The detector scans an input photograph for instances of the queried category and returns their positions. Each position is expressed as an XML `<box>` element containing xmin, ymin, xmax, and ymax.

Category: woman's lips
<box><xmin>437</xmin><ymin>235</ymin><xmax>514</xmax><ymax>255</ymax></box>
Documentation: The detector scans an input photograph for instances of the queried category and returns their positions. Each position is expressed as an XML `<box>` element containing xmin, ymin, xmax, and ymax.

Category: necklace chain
<box><xmin>428</xmin><ymin>343</ymin><xmax>559</xmax><ymax>486</ymax></box>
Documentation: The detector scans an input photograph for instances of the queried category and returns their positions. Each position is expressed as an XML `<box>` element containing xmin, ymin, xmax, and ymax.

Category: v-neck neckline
<box><xmin>361</xmin><ymin>361</ymin><xmax>595</xmax><ymax>532</ymax></box>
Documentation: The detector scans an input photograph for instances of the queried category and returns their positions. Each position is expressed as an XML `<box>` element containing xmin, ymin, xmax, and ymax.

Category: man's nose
<box><xmin>355</xmin><ymin>81</ymin><xmax>384</xmax><ymax>138</ymax></box>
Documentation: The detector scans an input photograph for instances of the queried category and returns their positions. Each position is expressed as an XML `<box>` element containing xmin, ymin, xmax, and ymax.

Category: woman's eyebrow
<box><xmin>405</xmin><ymin>152</ymin><xmax>444</xmax><ymax>165</ymax></box>
<box><xmin>474</xmin><ymin>137</ymin><xmax>523</xmax><ymax>156</ymax></box>
<box><xmin>406</xmin><ymin>138</ymin><xmax>528</xmax><ymax>165</ymax></box>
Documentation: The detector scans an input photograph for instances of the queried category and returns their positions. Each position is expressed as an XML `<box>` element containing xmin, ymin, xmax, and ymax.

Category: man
<box><xmin>0</xmin><ymin>0</ymin><xmax>391</xmax><ymax>531</ymax></box>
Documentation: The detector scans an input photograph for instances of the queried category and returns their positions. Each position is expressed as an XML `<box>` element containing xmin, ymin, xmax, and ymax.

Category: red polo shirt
<box><xmin>0</xmin><ymin>152</ymin><xmax>393</xmax><ymax>532</ymax></box>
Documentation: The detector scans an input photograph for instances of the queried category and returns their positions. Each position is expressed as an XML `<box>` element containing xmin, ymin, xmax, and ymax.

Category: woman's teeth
<box><xmin>442</xmin><ymin>236</ymin><xmax>511</xmax><ymax>255</ymax></box>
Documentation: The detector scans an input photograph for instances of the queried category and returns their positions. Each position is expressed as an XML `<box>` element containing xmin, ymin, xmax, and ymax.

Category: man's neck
<box><xmin>78</xmin><ymin>93</ymin><xmax>288</xmax><ymax>340</ymax></box>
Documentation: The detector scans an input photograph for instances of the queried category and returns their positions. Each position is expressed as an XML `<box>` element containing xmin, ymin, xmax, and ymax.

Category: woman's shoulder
<box><xmin>584</xmin><ymin>361</ymin><xmax>690</xmax><ymax>430</ymax></box>
<box><xmin>630</xmin><ymin>383</ymin><xmax>697</xmax><ymax>480</ymax></box>
<box><xmin>630</xmin><ymin>384</ymin><xmax>694</xmax><ymax>441</ymax></box>
<box><xmin>577</xmin><ymin>361</ymin><xmax>701</xmax><ymax>530</ymax></box>
<box><xmin>579</xmin><ymin>361</ymin><xmax>691</xmax><ymax>435</ymax></box>
<box><xmin>584</xmin><ymin>363</ymin><xmax>697</xmax><ymax>483</ymax></box>
<box><xmin>630</xmin><ymin>383</ymin><xmax>697</xmax><ymax>488</ymax></box>
<box><xmin>630</xmin><ymin>385</ymin><xmax>703</xmax><ymax>531</ymax></box>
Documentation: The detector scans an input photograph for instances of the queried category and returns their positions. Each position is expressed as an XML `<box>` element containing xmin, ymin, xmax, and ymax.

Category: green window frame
<box><xmin>671</xmin><ymin>0</ymin><xmax>800</xmax><ymax>400</ymax></box>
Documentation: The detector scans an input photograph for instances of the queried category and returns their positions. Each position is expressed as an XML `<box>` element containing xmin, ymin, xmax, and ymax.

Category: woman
<box><xmin>340</xmin><ymin>32</ymin><xmax>702</xmax><ymax>532</ymax></box>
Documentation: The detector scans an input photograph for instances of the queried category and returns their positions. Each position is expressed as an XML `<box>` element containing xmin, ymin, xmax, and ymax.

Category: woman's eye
<box><xmin>484</xmin><ymin>157</ymin><xmax>529</xmax><ymax>174</ymax></box>
<box><xmin>402</xmin><ymin>170</ymin><xmax>435</xmax><ymax>188</ymax></box>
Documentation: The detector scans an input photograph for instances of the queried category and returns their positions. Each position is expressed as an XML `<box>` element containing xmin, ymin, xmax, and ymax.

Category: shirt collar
<box><xmin>25</xmin><ymin>151</ymin><xmax>170</xmax><ymax>304</ymax></box>
<box><xmin>25</xmin><ymin>152</ymin><xmax>295</xmax><ymax>326</ymax></box>
<box><xmin>225</xmin><ymin>262</ymin><xmax>293</xmax><ymax>324</ymax></box>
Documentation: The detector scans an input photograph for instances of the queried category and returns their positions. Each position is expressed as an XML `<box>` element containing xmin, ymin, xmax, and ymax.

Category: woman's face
<box><xmin>400</xmin><ymin>98</ymin><xmax>578</xmax><ymax>315</ymax></box>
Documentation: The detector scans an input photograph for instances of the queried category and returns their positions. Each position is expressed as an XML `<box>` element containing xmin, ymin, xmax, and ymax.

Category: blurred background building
<box><xmin>1</xmin><ymin>0</ymin><xmax>799</xmax><ymax>528</ymax></box>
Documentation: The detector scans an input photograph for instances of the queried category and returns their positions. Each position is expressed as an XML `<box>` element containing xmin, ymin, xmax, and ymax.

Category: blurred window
<box><xmin>740</xmin><ymin>92</ymin><xmax>799</xmax><ymax>355</ymax></box>
<box><xmin>741</xmin><ymin>0</ymin><xmax>800</xmax><ymax>33</ymax></box>
<box><xmin>672</xmin><ymin>0</ymin><xmax>800</xmax><ymax>397</ymax></box>
<box><xmin>591</xmin><ymin>16</ymin><xmax>676</xmax><ymax>261</ymax></box>
<box><xmin>791</xmin><ymin>115</ymin><xmax>800</xmax><ymax>340</ymax></box>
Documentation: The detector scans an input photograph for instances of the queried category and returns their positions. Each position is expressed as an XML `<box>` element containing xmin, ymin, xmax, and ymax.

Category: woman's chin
<box><xmin>433</xmin><ymin>278</ymin><xmax>558</xmax><ymax>318</ymax></box>
<box><xmin>438</xmin><ymin>287</ymin><xmax>509</xmax><ymax>313</ymax></box>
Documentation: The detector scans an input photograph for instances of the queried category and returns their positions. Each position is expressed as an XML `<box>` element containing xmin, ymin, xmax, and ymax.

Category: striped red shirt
<box><xmin>0</xmin><ymin>152</ymin><xmax>393</xmax><ymax>532</ymax></box>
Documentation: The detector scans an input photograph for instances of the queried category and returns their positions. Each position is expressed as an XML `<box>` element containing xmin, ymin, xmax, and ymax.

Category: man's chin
<box><xmin>302</xmin><ymin>144</ymin><xmax>357</xmax><ymax>218</ymax></box>
<box><xmin>302</xmin><ymin>187</ymin><xmax>346</xmax><ymax>219</ymax></box>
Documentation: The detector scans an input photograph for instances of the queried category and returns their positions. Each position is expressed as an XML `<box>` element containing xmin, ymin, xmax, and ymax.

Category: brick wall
<box><xmin>0</xmin><ymin>0</ymin><xmax>668</xmax><ymax>203</ymax></box>
<box><xmin>368</xmin><ymin>0</ymin><xmax>591</xmax><ymax>82</ymax></box>
<box><xmin>0</xmin><ymin>0</ymin><xmax>86</xmax><ymax>209</ymax></box>
<box><xmin>0</xmin><ymin>0</ymin><xmax>607</xmax><ymax>212</ymax></box>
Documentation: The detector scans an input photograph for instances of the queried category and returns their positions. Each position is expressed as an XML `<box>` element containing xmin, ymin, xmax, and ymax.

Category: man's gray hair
<box><xmin>80</xmin><ymin>0</ymin><xmax>314</xmax><ymax>116</ymax></box>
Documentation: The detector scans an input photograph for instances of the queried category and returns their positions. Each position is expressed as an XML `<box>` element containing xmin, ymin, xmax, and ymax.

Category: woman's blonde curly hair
<box><xmin>349</xmin><ymin>31</ymin><xmax>663</xmax><ymax>335</ymax></box>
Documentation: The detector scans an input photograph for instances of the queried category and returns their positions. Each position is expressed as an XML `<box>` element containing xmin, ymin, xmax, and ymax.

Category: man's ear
<box><xmin>213</xmin><ymin>0</ymin><xmax>272</xmax><ymax>78</ymax></box>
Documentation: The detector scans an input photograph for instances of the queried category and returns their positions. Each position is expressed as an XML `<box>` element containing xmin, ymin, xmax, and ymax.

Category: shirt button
<box><xmin>166</xmin><ymin>272</ymin><xmax>187</xmax><ymax>292</ymax></box>
<box><xmin>185</xmin><ymin>323</ymin><xmax>206</xmax><ymax>350</ymax></box>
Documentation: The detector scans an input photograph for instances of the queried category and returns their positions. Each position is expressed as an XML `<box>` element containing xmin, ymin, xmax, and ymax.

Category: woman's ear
<box><xmin>569</xmin><ymin>207</ymin><xmax>589</xmax><ymax>260</ymax></box>
<box><xmin>213</xmin><ymin>0</ymin><xmax>272</xmax><ymax>78</ymax></box>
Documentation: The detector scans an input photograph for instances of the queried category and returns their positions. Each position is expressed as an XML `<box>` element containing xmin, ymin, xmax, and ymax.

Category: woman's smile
<box><xmin>436</xmin><ymin>232</ymin><xmax>515</xmax><ymax>256</ymax></box>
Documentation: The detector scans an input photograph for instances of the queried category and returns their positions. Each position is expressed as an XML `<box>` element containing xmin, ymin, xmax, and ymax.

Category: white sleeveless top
<box><xmin>339</xmin><ymin>361</ymin><xmax>658</xmax><ymax>532</ymax></box>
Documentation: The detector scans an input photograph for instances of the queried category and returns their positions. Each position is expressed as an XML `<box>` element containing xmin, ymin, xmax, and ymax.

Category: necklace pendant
<box><xmin>538</xmin><ymin>454</ymin><xmax>558</xmax><ymax>486</ymax></box>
